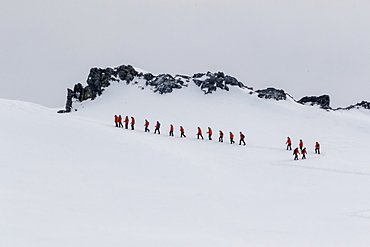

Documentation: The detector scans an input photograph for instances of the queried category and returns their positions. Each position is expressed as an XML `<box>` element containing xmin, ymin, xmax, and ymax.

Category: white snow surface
<box><xmin>1</xmin><ymin>81</ymin><xmax>370</xmax><ymax>246</ymax></box>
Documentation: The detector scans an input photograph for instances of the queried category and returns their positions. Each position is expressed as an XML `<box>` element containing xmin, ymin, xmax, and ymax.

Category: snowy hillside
<box><xmin>1</xmin><ymin>81</ymin><xmax>370</xmax><ymax>246</ymax></box>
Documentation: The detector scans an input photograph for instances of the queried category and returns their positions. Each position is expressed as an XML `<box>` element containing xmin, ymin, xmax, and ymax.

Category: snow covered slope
<box><xmin>1</xmin><ymin>81</ymin><xmax>370</xmax><ymax>246</ymax></box>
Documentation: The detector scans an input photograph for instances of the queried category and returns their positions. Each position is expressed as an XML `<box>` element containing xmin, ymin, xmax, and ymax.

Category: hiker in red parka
<box><xmin>154</xmin><ymin>121</ymin><xmax>161</xmax><ymax>134</ymax></box>
<box><xmin>131</xmin><ymin>117</ymin><xmax>135</xmax><ymax>130</ymax></box>
<box><xmin>239</xmin><ymin>132</ymin><xmax>246</xmax><ymax>146</ymax></box>
<box><xmin>293</xmin><ymin>147</ymin><xmax>300</xmax><ymax>160</ymax></box>
<box><xmin>180</xmin><ymin>126</ymin><xmax>186</xmax><ymax>138</ymax></box>
<box><xmin>118</xmin><ymin>115</ymin><xmax>123</xmax><ymax>128</ymax></box>
<box><xmin>144</xmin><ymin>119</ymin><xmax>150</xmax><ymax>132</ymax></box>
<box><xmin>299</xmin><ymin>139</ymin><xmax>304</xmax><ymax>152</ymax></box>
<box><xmin>169</xmin><ymin>124</ymin><xmax>174</xmax><ymax>136</ymax></box>
<box><xmin>197</xmin><ymin>127</ymin><xmax>204</xmax><ymax>140</ymax></box>
<box><xmin>286</xmin><ymin>137</ymin><xmax>292</xmax><ymax>150</ymax></box>
<box><xmin>315</xmin><ymin>142</ymin><xmax>321</xmax><ymax>154</ymax></box>
<box><xmin>302</xmin><ymin>147</ymin><xmax>307</xmax><ymax>159</ymax></box>
<box><xmin>207</xmin><ymin>127</ymin><xmax>213</xmax><ymax>140</ymax></box>
<box><xmin>230</xmin><ymin>132</ymin><xmax>235</xmax><ymax>144</ymax></box>
<box><xmin>114</xmin><ymin>115</ymin><xmax>119</xmax><ymax>128</ymax></box>
<box><xmin>219</xmin><ymin>130</ymin><xmax>224</xmax><ymax>142</ymax></box>
<box><xmin>124</xmin><ymin>116</ymin><xmax>129</xmax><ymax>129</ymax></box>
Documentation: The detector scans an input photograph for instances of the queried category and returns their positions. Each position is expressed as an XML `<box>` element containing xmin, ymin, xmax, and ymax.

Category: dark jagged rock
<box><xmin>255</xmin><ymin>88</ymin><xmax>287</xmax><ymax>101</ymax></box>
<box><xmin>193</xmin><ymin>71</ymin><xmax>247</xmax><ymax>94</ymax></box>
<box><xmin>336</xmin><ymin>101</ymin><xmax>370</xmax><ymax>110</ymax></box>
<box><xmin>146</xmin><ymin>74</ymin><xmax>188</xmax><ymax>94</ymax></box>
<box><xmin>298</xmin><ymin>95</ymin><xmax>331</xmax><ymax>109</ymax></box>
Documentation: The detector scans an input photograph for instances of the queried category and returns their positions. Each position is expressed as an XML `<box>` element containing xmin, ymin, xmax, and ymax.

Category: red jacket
<box><xmin>219</xmin><ymin>131</ymin><xmax>224</xmax><ymax>137</ymax></box>
<box><xmin>207</xmin><ymin>128</ymin><xmax>212</xmax><ymax>135</ymax></box>
<box><xmin>117</xmin><ymin>115</ymin><xmax>122</xmax><ymax>122</ymax></box>
<box><xmin>286</xmin><ymin>137</ymin><xmax>291</xmax><ymax>144</ymax></box>
<box><xmin>131</xmin><ymin>117</ymin><xmax>135</xmax><ymax>124</ymax></box>
<box><xmin>170</xmin><ymin>125</ymin><xmax>174</xmax><ymax>131</ymax></box>
<box><xmin>240</xmin><ymin>133</ymin><xmax>245</xmax><ymax>139</ymax></box>
<box><xmin>114</xmin><ymin>115</ymin><xmax>118</xmax><ymax>122</ymax></box>
<box><xmin>294</xmin><ymin>148</ymin><xmax>300</xmax><ymax>155</ymax></box>
<box><xmin>230</xmin><ymin>132</ymin><xmax>234</xmax><ymax>139</ymax></box>
<box><xmin>180</xmin><ymin>126</ymin><xmax>185</xmax><ymax>133</ymax></box>
<box><xmin>197</xmin><ymin>127</ymin><xmax>202</xmax><ymax>134</ymax></box>
<box><xmin>144</xmin><ymin>120</ymin><xmax>149</xmax><ymax>126</ymax></box>
<box><xmin>315</xmin><ymin>142</ymin><xmax>320</xmax><ymax>148</ymax></box>
<box><xmin>124</xmin><ymin>116</ymin><xmax>129</xmax><ymax>123</ymax></box>
<box><xmin>299</xmin><ymin>140</ymin><xmax>304</xmax><ymax>147</ymax></box>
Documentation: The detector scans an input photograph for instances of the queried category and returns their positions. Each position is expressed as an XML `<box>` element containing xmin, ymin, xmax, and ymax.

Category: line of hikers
<box><xmin>114</xmin><ymin>115</ymin><xmax>246</xmax><ymax>145</ymax></box>
<box><xmin>286</xmin><ymin>137</ymin><xmax>321</xmax><ymax>160</ymax></box>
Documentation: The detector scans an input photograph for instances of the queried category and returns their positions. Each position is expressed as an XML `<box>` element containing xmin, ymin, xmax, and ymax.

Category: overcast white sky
<box><xmin>1</xmin><ymin>0</ymin><xmax>369</xmax><ymax>108</ymax></box>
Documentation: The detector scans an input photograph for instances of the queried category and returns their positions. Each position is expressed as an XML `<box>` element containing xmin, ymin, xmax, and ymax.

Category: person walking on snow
<box><xmin>219</xmin><ymin>130</ymin><xmax>224</xmax><ymax>142</ymax></box>
<box><xmin>118</xmin><ymin>115</ymin><xmax>123</xmax><ymax>128</ymax></box>
<box><xmin>293</xmin><ymin>147</ymin><xmax>300</xmax><ymax>160</ymax></box>
<box><xmin>286</xmin><ymin>137</ymin><xmax>292</xmax><ymax>150</ymax></box>
<box><xmin>124</xmin><ymin>116</ymin><xmax>129</xmax><ymax>129</ymax></box>
<box><xmin>114</xmin><ymin>115</ymin><xmax>119</xmax><ymax>128</ymax></box>
<box><xmin>169</xmin><ymin>124</ymin><xmax>174</xmax><ymax>136</ymax></box>
<box><xmin>197</xmin><ymin>127</ymin><xmax>204</xmax><ymax>140</ymax></box>
<box><xmin>239</xmin><ymin>132</ymin><xmax>246</xmax><ymax>145</ymax></box>
<box><xmin>207</xmin><ymin>127</ymin><xmax>213</xmax><ymax>140</ymax></box>
<box><xmin>154</xmin><ymin>121</ymin><xmax>161</xmax><ymax>134</ymax></box>
<box><xmin>230</xmin><ymin>132</ymin><xmax>235</xmax><ymax>144</ymax></box>
<box><xmin>299</xmin><ymin>139</ymin><xmax>304</xmax><ymax>152</ymax></box>
<box><xmin>144</xmin><ymin>119</ymin><xmax>150</xmax><ymax>132</ymax></box>
<box><xmin>302</xmin><ymin>147</ymin><xmax>307</xmax><ymax>159</ymax></box>
<box><xmin>131</xmin><ymin>117</ymin><xmax>135</xmax><ymax>130</ymax></box>
<box><xmin>180</xmin><ymin>126</ymin><xmax>186</xmax><ymax>138</ymax></box>
<box><xmin>315</xmin><ymin>142</ymin><xmax>321</xmax><ymax>154</ymax></box>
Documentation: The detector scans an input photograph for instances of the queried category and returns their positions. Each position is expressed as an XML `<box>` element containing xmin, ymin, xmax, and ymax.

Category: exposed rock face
<box><xmin>298</xmin><ymin>95</ymin><xmax>331</xmax><ymax>109</ymax></box>
<box><xmin>193</xmin><ymin>71</ymin><xmax>248</xmax><ymax>94</ymax></box>
<box><xmin>145</xmin><ymin>74</ymin><xmax>189</xmax><ymax>94</ymax></box>
<box><xmin>255</xmin><ymin>88</ymin><xmax>287</xmax><ymax>101</ymax></box>
<box><xmin>336</xmin><ymin>101</ymin><xmax>370</xmax><ymax>110</ymax></box>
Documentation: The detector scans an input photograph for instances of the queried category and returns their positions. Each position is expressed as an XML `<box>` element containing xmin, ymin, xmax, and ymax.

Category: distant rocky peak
<box><xmin>298</xmin><ymin>95</ymin><xmax>331</xmax><ymax>109</ymax></box>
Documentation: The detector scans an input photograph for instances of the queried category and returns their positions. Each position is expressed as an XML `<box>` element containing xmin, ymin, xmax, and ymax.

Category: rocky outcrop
<box><xmin>335</xmin><ymin>101</ymin><xmax>370</xmax><ymax>110</ymax></box>
<box><xmin>255</xmin><ymin>88</ymin><xmax>287</xmax><ymax>101</ymax></box>
<box><xmin>193</xmin><ymin>71</ymin><xmax>248</xmax><ymax>94</ymax></box>
<box><xmin>297</xmin><ymin>95</ymin><xmax>331</xmax><ymax>109</ymax></box>
<box><xmin>145</xmin><ymin>74</ymin><xmax>189</xmax><ymax>94</ymax></box>
<box><xmin>59</xmin><ymin>63</ymin><xmax>369</xmax><ymax>113</ymax></box>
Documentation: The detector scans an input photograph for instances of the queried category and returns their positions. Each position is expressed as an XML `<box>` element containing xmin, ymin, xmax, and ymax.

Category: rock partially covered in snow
<box><xmin>255</xmin><ymin>88</ymin><xmax>287</xmax><ymax>101</ymax></box>
<box><xmin>193</xmin><ymin>71</ymin><xmax>248</xmax><ymax>94</ymax></box>
<box><xmin>336</xmin><ymin>101</ymin><xmax>370</xmax><ymax>110</ymax></box>
<box><xmin>298</xmin><ymin>95</ymin><xmax>331</xmax><ymax>109</ymax></box>
<box><xmin>145</xmin><ymin>74</ymin><xmax>189</xmax><ymax>94</ymax></box>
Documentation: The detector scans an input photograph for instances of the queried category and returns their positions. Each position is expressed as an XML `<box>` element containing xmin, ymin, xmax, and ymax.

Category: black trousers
<box><xmin>197</xmin><ymin>134</ymin><xmax>203</xmax><ymax>139</ymax></box>
<box><xmin>125</xmin><ymin>123</ymin><xmax>128</xmax><ymax>129</ymax></box>
<box><xmin>169</xmin><ymin>131</ymin><xmax>174</xmax><ymax>136</ymax></box>
<box><xmin>287</xmin><ymin>144</ymin><xmax>292</xmax><ymax>150</ymax></box>
<box><xmin>230</xmin><ymin>138</ymin><xmax>234</xmax><ymax>144</ymax></box>
<box><xmin>145</xmin><ymin>126</ymin><xmax>149</xmax><ymax>132</ymax></box>
<box><xmin>315</xmin><ymin>148</ymin><xmax>320</xmax><ymax>154</ymax></box>
<box><xmin>219</xmin><ymin>136</ymin><xmax>223</xmax><ymax>142</ymax></box>
<box><xmin>208</xmin><ymin>134</ymin><xmax>212</xmax><ymax>140</ymax></box>
<box><xmin>154</xmin><ymin>128</ymin><xmax>160</xmax><ymax>134</ymax></box>
<box><xmin>118</xmin><ymin>122</ymin><xmax>123</xmax><ymax>128</ymax></box>
<box><xmin>131</xmin><ymin>124</ymin><xmax>134</xmax><ymax>130</ymax></box>
<box><xmin>181</xmin><ymin>132</ymin><xmax>186</xmax><ymax>138</ymax></box>
<box><xmin>294</xmin><ymin>154</ymin><xmax>299</xmax><ymax>160</ymax></box>
<box><xmin>239</xmin><ymin>139</ymin><xmax>246</xmax><ymax>145</ymax></box>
